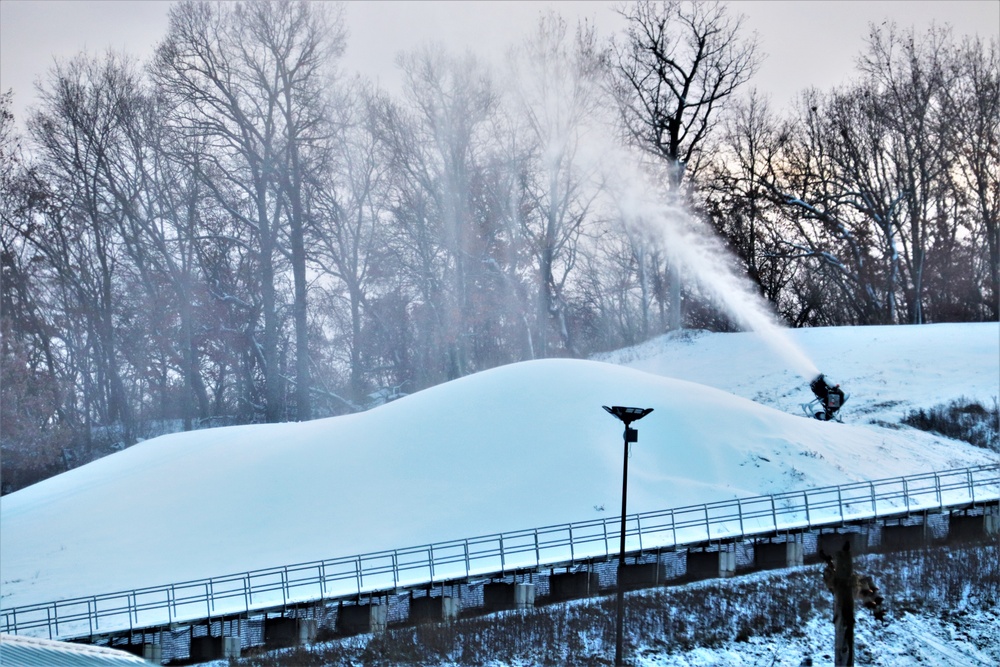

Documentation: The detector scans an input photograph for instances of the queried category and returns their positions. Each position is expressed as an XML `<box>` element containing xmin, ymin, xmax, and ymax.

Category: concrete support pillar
<box><xmin>619</xmin><ymin>561</ymin><xmax>668</xmax><ymax>589</ymax></box>
<box><xmin>190</xmin><ymin>635</ymin><xmax>240</xmax><ymax>661</ymax></box>
<box><xmin>337</xmin><ymin>603</ymin><xmax>388</xmax><ymax>636</ymax></box>
<box><xmin>987</xmin><ymin>505</ymin><xmax>1000</xmax><ymax>536</ymax></box>
<box><xmin>755</xmin><ymin>541</ymin><xmax>804</xmax><ymax>570</ymax></box>
<box><xmin>264</xmin><ymin>617</ymin><xmax>317</xmax><ymax>648</ymax></box>
<box><xmin>819</xmin><ymin>532</ymin><xmax>867</xmax><ymax>557</ymax></box>
<box><xmin>410</xmin><ymin>595</ymin><xmax>459</xmax><ymax>624</ymax></box>
<box><xmin>549</xmin><ymin>571</ymin><xmax>600</xmax><ymax>602</ymax></box>
<box><xmin>483</xmin><ymin>582</ymin><xmax>535</xmax><ymax>612</ymax></box>
<box><xmin>515</xmin><ymin>583</ymin><xmax>535</xmax><ymax>611</ymax></box>
<box><xmin>142</xmin><ymin>643</ymin><xmax>162</xmax><ymax>664</ymax></box>
<box><xmin>950</xmin><ymin>507</ymin><xmax>1000</xmax><ymax>543</ymax></box>
<box><xmin>881</xmin><ymin>523</ymin><xmax>929</xmax><ymax>551</ymax></box>
<box><xmin>686</xmin><ymin>549</ymin><xmax>735</xmax><ymax>580</ymax></box>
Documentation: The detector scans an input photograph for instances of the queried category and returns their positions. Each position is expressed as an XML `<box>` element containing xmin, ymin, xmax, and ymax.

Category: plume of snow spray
<box><xmin>504</xmin><ymin>24</ymin><xmax>819</xmax><ymax>382</ymax></box>
<box><xmin>603</xmin><ymin>147</ymin><xmax>821</xmax><ymax>381</ymax></box>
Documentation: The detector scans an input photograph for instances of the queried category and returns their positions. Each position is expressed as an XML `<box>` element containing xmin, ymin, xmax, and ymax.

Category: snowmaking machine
<box><xmin>802</xmin><ymin>374</ymin><xmax>847</xmax><ymax>422</ymax></box>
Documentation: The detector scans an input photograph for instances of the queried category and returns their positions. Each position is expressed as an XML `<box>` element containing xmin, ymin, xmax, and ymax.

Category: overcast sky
<box><xmin>2</xmin><ymin>1</ymin><xmax>998</xmax><ymax>129</ymax></box>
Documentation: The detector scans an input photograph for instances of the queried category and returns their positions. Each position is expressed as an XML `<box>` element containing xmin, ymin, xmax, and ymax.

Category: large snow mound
<box><xmin>1</xmin><ymin>323</ymin><xmax>998</xmax><ymax>610</ymax></box>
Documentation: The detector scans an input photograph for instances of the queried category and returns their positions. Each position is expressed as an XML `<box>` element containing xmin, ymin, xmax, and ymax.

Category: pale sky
<box><xmin>1</xmin><ymin>1</ymin><xmax>998</xmax><ymax>129</ymax></box>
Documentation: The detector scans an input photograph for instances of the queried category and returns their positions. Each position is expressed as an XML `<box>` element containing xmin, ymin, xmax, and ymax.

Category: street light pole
<box><xmin>602</xmin><ymin>405</ymin><xmax>653</xmax><ymax>667</ymax></box>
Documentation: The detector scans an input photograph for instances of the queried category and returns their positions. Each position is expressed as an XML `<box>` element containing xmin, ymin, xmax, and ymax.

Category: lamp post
<box><xmin>602</xmin><ymin>405</ymin><xmax>653</xmax><ymax>667</ymax></box>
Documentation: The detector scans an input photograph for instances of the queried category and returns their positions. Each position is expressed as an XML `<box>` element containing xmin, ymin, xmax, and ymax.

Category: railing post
<box><xmin>770</xmin><ymin>496</ymin><xmax>777</xmax><ymax>532</ymax></box>
<box><xmin>209</xmin><ymin>579</ymin><xmax>216</xmax><ymax>614</ymax></box>
<box><xmin>244</xmin><ymin>575</ymin><xmax>251</xmax><ymax>613</ymax></box>
<box><xmin>636</xmin><ymin>515</ymin><xmax>644</xmax><ymax>552</ymax></box>
<box><xmin>319</xmin><ymin>563</ymin><xmax>327</xmax><ymax>600</ymax></box>
<box><xmin>206</xmin><ymin>582</ymin><xmax>213</xmax><ymax>618</ymax></box>
<box><xmin>355</xmin><ymin>557</ymin><xmax>362</xmax><ymax>595</ymax></box>
<box><xmin>803</xmin><ymin>491</ymin><xmax>811</xmax><ymax>530</ymax></box>
<box><xmin>52</xmin><ymin>604</ymin><xmax>58</xmax><ymax>639</ymax></box>
<box><xmin>603</xmin><ymin>518</ymin><xmax>610</xmax><ymax>557</ymax></box>
<box><xmin>968</xmin><ymin>468</ymin><xmax>976</xmax><ymax>504</ymax></box>
<box><xmin>569</xmin><ymin>524</ymin><xmax>575</xmax><ymax>563</ymax></box>
<box><xmin>837</xmin><ymin>486</ymin><xmax>845</xmax><ymax>524</ymax></box>
<box><xmin>705</xmin><ymin>504</ymin><xmax>712</xmax><ymax>541</ymax></box>
<box><xmin>902</xmin><ymin>479</ymin><xmax>910</xmax><ymax>514</ymax></box>
<box><xmin>46</xmin><ymin>608</ymin><xmax>52</xmax><ymax>640</ymax></box>
<box><xmin>870</xmin><ymin>481</ymin><xmax>877</xmax><ymax>517</ymax></box>
<box><xmin>670</xmin><ymin>509</ymin><xmax>677</xmax><ymax>548</ymax></box>
<box><xmin>428</xmin><ymin>545</ymin><xmax>435</xmax><ymax>582</ymax></box>
<box><xmin>167</xmin><ymin>586</ymin><xmax>174</xmax><ymax>625</ymax></box>
<box><xmin>499</xmin><ymin>534</ymin><xmax>506</xmax><ymax>574</ymax></box>
<box><xmin>534</xmin><ymin>529</ymin><xmax>540</xmax><ymax>567</ymax></box>
<box><xmin>935</xmin><ymin>473</ymin><xmax>943</xmax><ymax>510</ymax></box>
<box><xmin>391</xmin><ymin>552</ymin><xmax>398</xmax><ymax>589</ymax></box>
<box><xmin>464</xmin><ymin>540</ymin><xmax>471</xmax><ymax>578</ymax></box>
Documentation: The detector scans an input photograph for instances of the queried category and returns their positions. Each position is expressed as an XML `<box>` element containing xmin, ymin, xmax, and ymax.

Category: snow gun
<box><xmin>802</xmin><ymin>374</ymin><xmax>847</xmax><ymax>422</ymax></box>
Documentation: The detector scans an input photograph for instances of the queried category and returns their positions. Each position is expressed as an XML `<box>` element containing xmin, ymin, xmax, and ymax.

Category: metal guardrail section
<box><xmin>3</xmin><ymin>464</ymin><xmax>997</xmax><ymax>641</ymax></box>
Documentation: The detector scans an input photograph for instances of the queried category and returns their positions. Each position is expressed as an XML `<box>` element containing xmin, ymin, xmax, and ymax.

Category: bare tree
<box><xmin>242</xmin><ymin>0</ymin><xmax>346</xmax><ymax>420</ymax></box>
<box><xmin>704</xmin><ymin>90</ymin><xmax>800</xmax><ymax>320</ymax></box>
<box><xmin>385</xmin><ymin>45</ymin><xmax>499</xmax><ymax>381</ymax></box>
<box><xmin>945</xmin><ymin>34</ymin><xmax>1000</xmax><ymax>320</ymax></box>
<box><xmin>26</xmin><ymin>53</ymin><xmax>144</xmax><ymax>444</ymax></box>
<box><xmin>508</xmin><ymin>12</ymin><xmax>607</xmax><ymax>356</ymax></box>
<box><xmin>858</xmin><ymin>22</ymin><xmax>955</xmax><ymax>324</ymax></box>
<box><xmin>610</xmin><ymin>0</ymin><xmax>759</xmax><ymax>330</ymax></box>
<box><xmin>154</xmin><ymin>0</ymin><xmax>345</xmax><ymax>421</ymax></box>
<box><xmin>1</xmin><ymin>90</ymin><xmax>74</xmax><ymax>491</ymax></box>
<box><xmin>311</xmin><ymin>84</ymin><xmax>393</xmax><ymax>403</ymax></box>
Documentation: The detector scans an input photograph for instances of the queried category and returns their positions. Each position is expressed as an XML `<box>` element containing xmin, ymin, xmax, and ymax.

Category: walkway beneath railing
<box><xmin>2</xmin><ymin>464</ymin><xmax>997</xmax><ymax>643</ymax></box>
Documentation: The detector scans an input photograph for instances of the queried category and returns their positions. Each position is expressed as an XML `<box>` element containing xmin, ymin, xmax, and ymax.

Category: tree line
<box><xmin>1</xmin><ymin>0</ymin><xmax>997</xmax><ymax>491</ymax></box>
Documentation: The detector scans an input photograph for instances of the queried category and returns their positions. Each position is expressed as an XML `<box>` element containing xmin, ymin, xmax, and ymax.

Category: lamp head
<box><xmin>602</xmin><ymin>405</ymin><xmax>653</xmax><ymax>425</ymax></box>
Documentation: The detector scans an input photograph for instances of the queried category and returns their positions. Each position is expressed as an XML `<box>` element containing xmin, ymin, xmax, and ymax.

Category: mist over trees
<box><xmin>2</xmin><ymin>0</ymin><xmax>997</xmax><ymax>492</ymax></box>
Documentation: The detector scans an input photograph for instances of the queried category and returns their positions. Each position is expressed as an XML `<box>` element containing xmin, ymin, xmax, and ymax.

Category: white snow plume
<box><xmin>503</xmin><ymin>17</ymin><xmax>819</xmax><ymax>382</ymax></box>
<box><xmin>606</xmin><ymin>151</ymin><xmax>820</xmax><ymax>382</ymax></box>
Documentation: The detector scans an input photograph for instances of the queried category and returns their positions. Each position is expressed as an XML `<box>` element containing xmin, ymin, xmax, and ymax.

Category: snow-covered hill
<box><xmin>596</xmin><ymin>322</ymin><xmax>1000</xmax><ymax>426</ymax></box>
<box><xmin>1</xmin><ymin>323</ymin><xmax>997</xmax><ymax>612</ymax></box>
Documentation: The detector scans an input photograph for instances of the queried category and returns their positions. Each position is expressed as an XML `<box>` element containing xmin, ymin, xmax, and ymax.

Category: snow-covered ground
<box><xmin>1</xmin><ymin>323</ymin><xmax>997</xmax><ymax>613</ymax></box>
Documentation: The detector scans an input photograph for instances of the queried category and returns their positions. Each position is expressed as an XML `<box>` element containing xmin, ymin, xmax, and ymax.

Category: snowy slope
<box><xmin>597</xmin><ymin>322</ymin><xmax>1000</xmax><ymax>425</ymax></box>
<box><xmin>1</xmin><ymin>323</ymin><xmax>998</xmax><ymax>612</ymax></box>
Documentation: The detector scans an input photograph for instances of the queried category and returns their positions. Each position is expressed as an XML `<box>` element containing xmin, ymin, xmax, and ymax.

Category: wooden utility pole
<box><xmin>830</xmin><ymin>542</ymin><xmax>855</xmax><ymax>666</ymax></box>
<box><xmin>821</xmin><ymin>539</ymin><xmax>886</xmax><ymax>667</ymax></box>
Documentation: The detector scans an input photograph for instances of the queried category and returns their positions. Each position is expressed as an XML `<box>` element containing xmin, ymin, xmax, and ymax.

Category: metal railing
<box><xmin>2</xmin><ymin>463</ymin><xmax>997</xmax><ymax>641</ymax></box>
